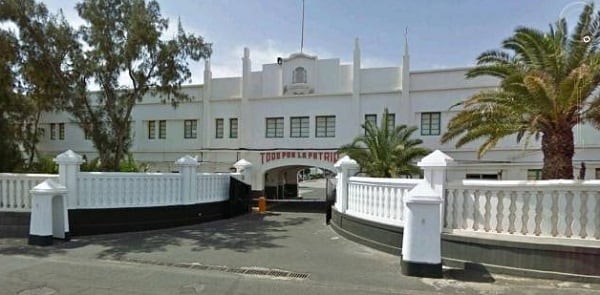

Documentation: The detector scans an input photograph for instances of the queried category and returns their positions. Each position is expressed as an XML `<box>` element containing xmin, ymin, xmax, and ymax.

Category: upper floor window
<box><xmin>316</xmin><ymin>115</ymin><xmax>335</xmax><ymax>138</ymax></box>
<box><xmin>266</xmin><ymin>117</ymin><xmax>284</xmax><ymax>138</ymax></box>
<box><xmin>58</xmin><ymin>123</ymin><xmax>65</xmax><ymax>140</ymax></box>
<box><xmin>184</xmin><ymin>120</ymin><xmax>197</xmax><ymax>139</ymax></box>
<box><xmin>148</xmin><ymin>121</ymin><xmax>156</xmax><ymax>139</ymax></box>
<box><xmin>293</xmin><ymin>67</ymin><xmax>307</xmax><ymax>84</ymax></box>
<box><xmin>364</xmin><ymin>114</ymin><xmax>377</xmax><ymax>135</ymax></box>
<box><xmin>229</xmin><ymin>118</ymin><xmax>238</xmax><ymax>138</ymax></box>
<box><xmin>290</xmin><ymin>116</ymin><xmax>309</xmax><ymax>138</ymax></box>
<box><xmin>50</xmin><ymin>123</ymin><xmax>56</xmax><ymax>140</ymax></box>
<box><xmin>158</xmin><ymin>120</ymin><xmax>166</xmax><ymax>139</ymax></box>
<box><xmin>385</xmin><ymin>113</ymin><xmax>396</xmax><ymax>130</ymax></box>
<box><xmin>215</xmin><ymin>118</ymin><xmax>224</xmax><ymax>138</ymax></box>
<box><xmin>421</xmin><ymin>112</ymin><xmax>440</xmax><ymax>136</ymax></box>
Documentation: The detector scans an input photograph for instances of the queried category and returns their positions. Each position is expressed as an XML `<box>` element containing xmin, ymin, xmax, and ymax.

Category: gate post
<box><xmin>417</xmin><ymin>150</ymin><xmax>454</xmax><ymax>232</ymax></box>
<box><xmin>233</xmin><ymin>159</ymin><xmax>253</xmax><ymax>184</ymax></box>
<box><xmin>176</xmin><ymin>155</ymin><xmax>199</xmax><ymax>204</ymax></box>
<box><xmin>28</xmin><ymin>179</ymin><xmax>69</xmax><ymax>246</ymax></box>
<box><xmin>334</xmin><ymin>156</ymin><xmax>359</xmax><ymax>213</ymax></box>
<box><xmin>55</xmin><ymin>149</ymin><xmax>83</xmax><ymax>239</ymax></box>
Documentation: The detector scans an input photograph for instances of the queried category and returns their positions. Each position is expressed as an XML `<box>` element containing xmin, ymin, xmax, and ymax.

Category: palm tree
<box><xmin>340</xmin><ymin>109</ymin><xmax>429</xmax><ymax>177</ymax></box>
<box><xmin>441</xmin><ymin>4</ymin><xmax>600</xmax><ymax>179</ymax></box>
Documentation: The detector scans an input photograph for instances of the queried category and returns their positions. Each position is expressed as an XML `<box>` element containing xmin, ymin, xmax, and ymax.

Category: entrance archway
<box><xmin>263</xmin><ymin>165</ymin><xmax>336</xmax><ymax>200</ymax></box>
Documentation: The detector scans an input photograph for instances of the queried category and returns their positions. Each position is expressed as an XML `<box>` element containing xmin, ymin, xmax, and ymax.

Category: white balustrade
<box><xmin>77</xmin><ymin>172</ymin><xmax>182</xmax><ymax>208</ymax></box>
<box><xmin>445</xmin><ymin>180</ymin><xmax>600</xmax><ymax>240</ymax></box>
<box><xmin>196</xmin><ymin>173</ymin><xmax>231</xmax><ymax>203</ymax></box>
<box><xmin>346</xmin><ymin>176</ymin><xmax>422</xmax><ymax>226</ymax></box>
<box><xmin>0</xmin><ymin>174</ymin><xmax>59</xmax><ymax>212</ymax></box>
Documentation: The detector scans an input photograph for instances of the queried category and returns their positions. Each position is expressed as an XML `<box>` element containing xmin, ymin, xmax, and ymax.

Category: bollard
<box><xmin>258</xmin><ymin>196</ymin><xmax>267</xmax><ymax>213</ymax></box>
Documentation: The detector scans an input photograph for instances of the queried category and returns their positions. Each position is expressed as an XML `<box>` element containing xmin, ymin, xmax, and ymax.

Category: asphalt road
<box><xmin>1</xmin><ymin>212</ymin><xmax>599</xmax><ymax>295</ymax></box>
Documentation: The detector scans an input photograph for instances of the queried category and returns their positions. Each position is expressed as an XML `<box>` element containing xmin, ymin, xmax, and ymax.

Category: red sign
<box><xmin>260</xmin><ymin>150</ymin><xmax>339</xmax><ymax>164</ymax></box>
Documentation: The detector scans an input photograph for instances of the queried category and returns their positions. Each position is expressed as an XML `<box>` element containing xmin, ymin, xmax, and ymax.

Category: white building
<box><xmin>37</xmin><ymin>38</ymin><xmax>600</xmax><ymax>197</ymax></box>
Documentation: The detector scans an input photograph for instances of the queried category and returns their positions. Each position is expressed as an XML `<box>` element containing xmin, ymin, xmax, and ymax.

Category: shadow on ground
<box><xmin>443</xmin><ymin>263</ymin><xmax>496</xmax><ymax>283</ymax></box>
<box><xmin>0</xmin><ymin>213</ymin><xmax>311</xmax><ymax>260</ymax></box>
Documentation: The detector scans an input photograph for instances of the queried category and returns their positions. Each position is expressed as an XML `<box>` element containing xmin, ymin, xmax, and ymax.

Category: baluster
<box><xmin>562</xmin><ymin>191</ymin><xmax>572</xmax><ymax>238</ymax></box>
<box><xmin>494</xmin><ymin>191</ymin><xmax>504</xmax><ymax>233</ymax></box>
<box><xmin>472</xmin><ymin>190</ymin><xmax>481</xmax><ymax>231</ymax></box>
<box><xmin>1</xmin><ymin>179</ymin><xmax>7</xmax><ymax>209</ymax></box>
<box><xmin>462</xmin><ymin>189</ymin><xmax>473</xmax><ymax>230</ymax></box>
<box><xmin>377</xmin><ymin>186</ymin><xmax>383</xmax><ymax>218</ymax></box>
<box><xmin>484</xmin><ymin>190</ymin><xmax>492</xmax><ymax>232</ymax></box>
<box><xmin>508</xmin><ymin>192</ymin><xmax>517</xmax><ymax>234</ymax></box>
<box><xmin>445</xmin><ymin>189</ymin><xmax>454</xmax><ymax>229</ymax></box>
<box><xmin>454</xmin><ymin>189</ymin><xmax>464</xmax><ymax>229</ymax></box>
<box><xmin>520</xmin><ymin>192</ymin><xmax>531</xmax><ymax>235</ymax></box>
<box><xmin>550</xmin><ymin>191</ymin><xmax>560</xmax><ymax>237</ymax></box>
<box><xmin>571</xmin><ymin>190</ymin><xmax>582</xmax><ymax>239</ymax></box>
<box><xmin>538</xmin><ymin>191</ymin><xmax>552</xmax><ymax>236</ymax></box>
<box><xmin>361</xmin><ymin>185</ymin><xmax>366</xmax><ymax>215</ymax></box>
<box><xmin>579</xmin><ymin>191</ymin><xmax>589</xmax><ymax>239</ymax></box>
<box><xmin>15</xmin><ymin>179</ymin><xmax>22</xmax><ymax>209</ymax></box>
<box><xmin>390</xmin><ymin>187</ymin><xmax>397</xmax><ymax>221</ymax></box>
<box><xmin>398</xmin><ymin>187</ymin><xmax>404</xmax><ymax>224</ymax></box>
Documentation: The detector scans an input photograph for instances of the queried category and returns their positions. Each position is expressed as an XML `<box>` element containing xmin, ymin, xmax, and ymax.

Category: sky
<box><xmin>38</xmin><ymin>0</ymin><xmax>600</xmax><ymax>85</ymax></box>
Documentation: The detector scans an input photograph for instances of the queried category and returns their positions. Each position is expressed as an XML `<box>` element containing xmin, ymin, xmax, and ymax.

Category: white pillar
<box><xmin>400</xmin><ymin>34</ymin><xmax>411</xmax><ymax>125</ymax></box>
<box><xmin>28</xmin><ymin>179</ymin><xmax>69</xmax><ymax>246</ymax></box>
<box><xmin>175</xmin><ymin>155</ymin><xmax>199</xmax><ymax>204</ymax></box>
<box><xmin>233</xmin><ymin>159</ymin><xmax>253</xmax><ymax>184</ymax></box>
<box><xmin>401</xmin><ymin>182</ymin><xmax>442</xmax><ymax>278</ymax></box>
<box><xmin>203</xmin><ymin>59</ymin><xmax>212</xmax><ymax>150</ymax></box>
<box><xmin>334</xmin><ymin>156</ymin><xmax>359</xmax><ymax>213</ymax></box>
<box><xmin>417</xmin><ymin>150</ymin><xmax>454</xmax><ymax>231</ymax></box>
<box><xmin>55</xmin><ymin>149</ymin><xmax>83</xmax><ymax>237</ymax></box>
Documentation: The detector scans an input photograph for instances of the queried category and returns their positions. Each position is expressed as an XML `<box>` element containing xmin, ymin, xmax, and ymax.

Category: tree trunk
<box><xmin>27</xmin><ymin>111</ymin><xmax>42</xmax><ymax>166</ymax></box>
<box><xmin>541</xmin><ymin>125</ymin><xmax>574</xmax><ymax>179</ymax></box>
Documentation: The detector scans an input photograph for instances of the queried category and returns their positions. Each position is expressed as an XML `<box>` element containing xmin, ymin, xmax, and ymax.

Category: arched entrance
<box><xmin>258</xmin><ymin>157</ymin><xmax>337</xmax><ymax>200</ymax></box>
<box><xmin>263</xmin><ymin>165</ymin><xmax>336</xmax><ymax>200</ymax></box>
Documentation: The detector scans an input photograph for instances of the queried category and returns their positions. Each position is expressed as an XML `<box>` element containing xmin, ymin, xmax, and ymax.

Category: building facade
<box><xmin>36</xmin><ymin>38</ymin><xmax>600</xmax><ymax>196</ymax></box>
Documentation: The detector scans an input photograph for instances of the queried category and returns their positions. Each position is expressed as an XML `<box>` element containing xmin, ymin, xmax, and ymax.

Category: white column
<box><xmin>233</xmin><ymin>159</ymin><xmax>253</xmax><ymax>185</ymax></box>
<box><xmin>175</xmin><ymin>155</ymin><xmax>199</xmax><ymax>204</ymax></box>
<box><xmin>28</xmin><ymin>179</ymin><xmax>69</xmax><ymax>246</ymax></box>
<box><xmin>400</xmin><ymin>34</ymin><xmax>412</xmax><ymax>125</ymax></box>
<box><xmin>240</xmin><ymin>48</ymin><xmax>251</xmax><ymax>148</ymax></box>
<box><xmin>401</xmin><ymin>181</ymin><xmax>442</xmax><ymax>278</ymax></box>
<box><xmin>203</xmin><ymin>59</ymin><xmax>212</xmax><ymax>150</ymax></box>
<box><xmin>418</xmin><ymin>150</ymin><xmax>454</xmax><ymax>232</ymax></box>
<box><xmin>55</xmin><ymin>150</ymin><xmax>83</xmax><ymax>237</ymax></box>
<box><xmin>334</xmin><ymin>156</ymin><xmax>359</xmax><ymax>213</ymax></box>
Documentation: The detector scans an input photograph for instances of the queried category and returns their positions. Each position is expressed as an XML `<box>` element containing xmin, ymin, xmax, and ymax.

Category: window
<box><xmin>290</xmin><ymin>116</ymin><xmax>309</xmax><ymax>138</ymax></box>
<box><xmin>184</xmin><ymin>120</ymin><xmax>197</xmax><ymax>139</ymax></box>
<box><xmin>58</xmin><ymin>123</ymin><xmax>65</xmax><ymax>140</ymax></box>
<box><xmin>158</xmin><ymin>120</ymin><xmax>166</xmax><ymax>139</ymax></box>
<box><xmin>364</xmin><ymin>114</ymin><xmax>376</xmax><ymax>135</ymax></box>
<box><xmin>292</xmin><ymin>67</ymin><xmax>307</xmax><ymax>84</ymax></box>
<box><xmin>215</xmin><ymin>118</ymin><xmax>224</xmax><ymax>138</ymax></box>
<box><xmin>385</xmin><ymin>113</ymin><xmax>395</xmax><ymax>130</ymax></box>
<box><xmin>229</xmin><ymin>118</ymin><xmax>238</xmax><ymax>138</ymax></box>
<box><xmin>316</xmin><ymin>115</ymin><xmax>335</xmax><ymax>137</ymax></box>
<box><xmin>595</xmin><ymin>168</ymin><xmax>600</xmax><ymax>179</ymax></box>
<box><xmin>466</xmin><ymin>174</ymin><xmax>499</xmax><ymax>180</ymax></box>
<box><xmin>527</xmin><ymin>169</ymin><xmax>542</xmax><ymax>180</ymax></box>
<box><xmin>148</xmin><ymin>121</ymin><xmax>156</xmax><ymax>139</ymax></box>
<box><xmin>50</xmin><ymin>123</ymin><xmax>56</xmax><ymax>140</ymax></box>
<box><xmin>266</xmin><ymin>117</ymin><xmax>284</xmax><ymax>138</ymax></box>
<box><xmin>421</xmin><ymin>112</ymin><xmax>441</xmax><ymax>136</ymax></box>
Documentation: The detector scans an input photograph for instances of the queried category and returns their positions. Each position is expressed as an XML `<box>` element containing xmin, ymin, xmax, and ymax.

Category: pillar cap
<box><xmin>233</xmin><ymin>159</ymin><xmax>252</xmax><ymax>169</ymax></box>
<box><xmin>55</xmin><ymin>150</ymin><xmax>83</xmax><ymax>165</ymax></box>
<box><xmin>334</xmin><ymin>155</ymin><xmax>359</xmax><ymax>169</ymax></box>
<box><xmin>417</xmin><ymin>150</ymin><xmax>454</xmax><ymax>168</ymax></box>
<box><xmin>406</xmin><ymin>181</ymin><xmax>441</xmax><ymax>204</ymax></box>
<box><xmin>175</xmin><ymin>155</ymin><xmax>199</xmax><ymax>167</ymax></box>
<box><xmin>30</xmin><ymin>179</ymin><xmax>68</xmax><ymax>195</ymax></box>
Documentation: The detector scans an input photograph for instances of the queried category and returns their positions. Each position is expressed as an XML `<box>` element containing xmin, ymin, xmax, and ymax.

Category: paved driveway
<box><xmin>1</xmin><ymin>212</ymin><xmax>599</xmax><ymax>294</ymax></box>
